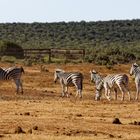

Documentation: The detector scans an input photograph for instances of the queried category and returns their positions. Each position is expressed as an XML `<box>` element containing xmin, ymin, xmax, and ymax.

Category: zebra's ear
<box><xmin>133</xmin><ymin>63</ymin><xmax>139</xmax><ymax>67</ymax></box>
<box><xmin>92</xmin><ymin>70</ymin><xmax>97</xmax><ymax>74</ymax></box>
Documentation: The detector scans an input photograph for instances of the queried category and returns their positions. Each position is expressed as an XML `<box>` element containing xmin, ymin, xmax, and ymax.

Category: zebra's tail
<box><xmin>123</xmin><ymin>74</ymin><xmax>129</xmax><ymax>86</ymax></box>
<box><xmin>21</xmin><ymin>66</ymin><xmax>25</xmax><ymax>74</ymax></box>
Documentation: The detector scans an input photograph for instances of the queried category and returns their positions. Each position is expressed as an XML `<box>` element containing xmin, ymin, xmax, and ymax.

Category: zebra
<box><xmin>0</xmin><ymin>66</ymin><xmax>24</xmax><ymax>94</ymax></box>
<box><xmin>54</xmin><ymin>69</ymin><xmax>83</xmax><ymax>98</ymax></box>
<box><xmin>130</xmin><ymin>63</ymin><xmax>140</xmax><ymax>100</ymax></box>
<box><xmin>90</xmin><ymin>70</ymin><xmax>131</xmax><ymax>101</ymax></box>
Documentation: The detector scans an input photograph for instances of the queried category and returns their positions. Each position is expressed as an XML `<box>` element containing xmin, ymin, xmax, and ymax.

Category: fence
<box><xmin>23</xmin><ymin>48</ymin><xmax>85</xmax><ymax>62</ymax></box>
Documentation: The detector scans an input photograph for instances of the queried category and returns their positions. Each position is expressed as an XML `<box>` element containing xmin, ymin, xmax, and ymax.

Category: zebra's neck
<box><xmin>134</xmin><ymin>67</ymin><xmax>140</xmax><ymax>78</ymax></box>
<box><xmin>96</xmin><ymin>80</ymin><xmax>104</xmax><ymax>91</ymax></box>
<box><xmin>93</xmin><ymin>74</ymin><xmax>103</xmax><ymax>86</ymax></box>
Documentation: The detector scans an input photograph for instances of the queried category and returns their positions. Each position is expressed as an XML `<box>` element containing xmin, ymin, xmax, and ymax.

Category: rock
<box><xmin>15</xmin><ymin>126</ymin><xmax>25</xmax><ymax>134</ymax></box>
<box><xmin>24</xmin><ymin>112</ymin><xmax>30</xmax><ymax>116</ymax></box>
<box><xmin>76</xmin><ymin>114</ymin><xmax>82</xmax><ymax>117</ymax></box>
<box><xmin>40</xmin><ymin>65</ymin><xmax>49</xmax><ymax>72</ymax></box>
<box><xmin>109</xmin><ymin>134</ymin><xmax>114</xmax><ymax>138</ymax></box>
<box><xmin>0</xmin><ymin>135</ymin><xmax>4</xmax><ymax>137</ymax></box>
<box><xmin>33</xmin><ymin>126</ymin><xmax>38</xmax><ymax>130</ymax></box>
<box><xmin>112</xmin><ymin>118</ymin><xmax>122</xmax><ymax>124</ymax></box>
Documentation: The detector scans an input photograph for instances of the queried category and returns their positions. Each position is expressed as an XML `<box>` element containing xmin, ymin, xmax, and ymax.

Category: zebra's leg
<box><xmin>61</xmin><ymin>84</ymin><xmax>65</xmax><ymax>97</ymax></box>
<box><xmin>108</xmin><ymin>88</ymin><xmax>111</xmax><ymax>100</ymax></box>
<box><xmin>118</xmin><ymin>84</ymin><xmax>125</xmax><ymax>101</ymax></box>
<box><xmin>105</xmin><ymin>88</ymin><xmax>110</xmax><ymax>101</ymax></box>
<box><xmin>137</xmin><ymin>86</ymin><xmax>140</xmax><ymax>100</ymax></box>
<box><xmin>19</xmin><ymin>79</ymin><xmax>23</xmax><ymax>94</ymax></box>
<box><xmin>114</xmin><ymin>88</ymin><xmax>117</xmax><ymax>100</ymax></box>
<box><xmin>14</xmin><ymin>80</ymin><xmax>20</xmax><ymax>95</ymax></box>
<box><xmin>124</xmin><ymin>84</ymin><xmax>131</xmax><ymax>101</ymax></box>
<box><xmin>75</xmin><ymin>90</ymin><xmax>79</xmax><ymax>98</ymax></box>
<box><xmin>65</xmin><ymin>86</ymin><xmax>69</xmax><ymax>98</ymax></box>
<box><xmin>135</xmin><ymin>82</ymin><xmax>140</xmax><ymax>100</ymax></box>
<box><xmin>104</xmin><ymin>83</ymin><xmax>110</xmax><ymax>101</ymax></box>
<box><xmin>78</xmin><ymin>89</ymin><xmax>82</xmax><ymax>98</ymax></box>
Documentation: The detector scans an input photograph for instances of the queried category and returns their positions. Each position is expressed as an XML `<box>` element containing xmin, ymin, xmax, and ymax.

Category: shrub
<box><xmin>23</xmin><ymin>59</ymin><xmax>33</xmax><ymax>66</ymax></box>
<box><xmin>1</xmin><ymin>56</ymin><xmax>16</xmax><ymax>63</ymax></box>
<box><xmin>0</xmin><ymin>41</ymin><xmax>24</xmax><ymax>59</ymax></box>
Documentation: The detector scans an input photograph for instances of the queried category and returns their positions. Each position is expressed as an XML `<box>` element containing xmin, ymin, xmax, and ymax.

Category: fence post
<box><xmin>48</xmin><ymin>49</ymin><xmax>51</xmax><ymax>63</ymax></box>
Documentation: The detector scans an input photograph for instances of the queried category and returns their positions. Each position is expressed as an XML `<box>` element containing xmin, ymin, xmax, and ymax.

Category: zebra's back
<box><xmin>62</xmin><ymin>72</ymin><xmax>83</xmax><ymax>87</ymax></box>
<box><xmin>0</xmin><ymin>67</ymin><xmax>24</xmax><ymax>81</ymax></box>
<box><xmin>104</xmin><ymin>74</ymin><xmax>129</xmax><ymax>88</ymax></box>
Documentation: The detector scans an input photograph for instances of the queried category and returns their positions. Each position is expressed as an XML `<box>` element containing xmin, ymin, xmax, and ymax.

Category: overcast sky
<box><xmin>0</xmin><ymin>0</ymin><xmax>140</xmax><ymax>23</ymax></box>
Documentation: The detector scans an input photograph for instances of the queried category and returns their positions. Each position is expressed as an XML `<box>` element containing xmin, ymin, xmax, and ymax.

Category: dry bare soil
<box><xmin>0</xmin><ymin>63</ymin><xmax>140</xmax><ymax>140</ymax></box>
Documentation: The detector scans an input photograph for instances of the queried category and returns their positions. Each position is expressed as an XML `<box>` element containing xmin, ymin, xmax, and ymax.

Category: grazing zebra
<box><xmin>0</xmin><ymin>66</ymin><xmax>24</xmax><ymax>94</ymax></box>
<box><xmin>54</xmin><ymin>69</ymin><xmax>83</xmax><ymax>98</ymax></box>
<box><xmin>130</xmin><ymin>63</ymin><xmax>140</xmax><ymax>100</ymax></box>
<box><xmin>90</xmin><ymin>70</ymin><xmax>131</xmax><ymax>101</ymax></box>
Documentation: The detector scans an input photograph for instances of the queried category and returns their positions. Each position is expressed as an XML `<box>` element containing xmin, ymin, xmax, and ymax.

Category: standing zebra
<box><xmin>0</xmin><ymin>66</ymin><xmax>24</xmax><ymax>94</ymax></box>
<box><xmin>90</xmin><ymin>70</ymin><xmax>131</xmax><ymax>101</ymax></box>
<box><xmin>54</xmin><ymin>69</ymin><xmax>83</xmax><ymax>98</ymax></box>
<box><xmin>130</xmin><ymin>63</ymin><xmax>140</xmax><ymax>100</ymax></box>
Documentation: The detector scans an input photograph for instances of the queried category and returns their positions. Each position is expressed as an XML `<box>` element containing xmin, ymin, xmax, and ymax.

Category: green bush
<box><xmin>0</xmin><ymin>41</ymin><xmax>24</xmax><ymax>59</ymax></box>
<box><xmin>23</xmin><ymin>59</ymin><xmax>33</xmax><ymax>66</ymax></box>
<box><xmin>1</xmin><ymin>56</ymin><xmax>16</xmax><ymax>63</ymax></box>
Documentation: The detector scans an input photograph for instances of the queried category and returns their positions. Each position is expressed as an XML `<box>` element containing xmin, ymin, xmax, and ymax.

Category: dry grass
<box><xmin>0</xmin><ymin>63</ymin><xmax>140</xmax><ymax>140</ymax></box>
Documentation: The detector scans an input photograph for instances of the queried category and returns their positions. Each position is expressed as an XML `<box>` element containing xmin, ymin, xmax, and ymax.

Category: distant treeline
<box><xmin>0</xmin><ymin>19</ymin><xmax>140</xmax><ymax>64</ymax></box>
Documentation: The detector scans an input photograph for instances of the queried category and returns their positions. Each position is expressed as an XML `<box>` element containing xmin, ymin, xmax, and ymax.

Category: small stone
<box><xmin>33</xmin><ymin>126</ymin><xmax>38</xmax><ymax>130</ymax></box>
<box><xmin>109</xmin><ymin>134</ymin><xmax>114</xmax><ymax>138</ymax></box>
<box><xmin>76</xmin><ymin>114</ymin><xmax>82</xmax><ymax>117</ymax></box>
<box><xmin>24</xmin><ymin>112</ymin><xmax>30</xmax><ymax>116</ymax></box>
<box><xmin>15</xmin><ymin>126</ymin><xmax>25</xmax><ymax>134</ymax></box>
<box><xmin>134</xmin><ymin>121</ymin><xmax>137</xmax><ymax>125</ymax></box>
<box><xmin>112</xmin><ymin>118</ymin><xmax>122</xmax><ymax>124</ymax></box>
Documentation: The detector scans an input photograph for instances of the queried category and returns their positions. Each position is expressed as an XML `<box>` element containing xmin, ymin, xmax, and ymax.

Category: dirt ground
<box><xmin>0</xmin><ymin>62</ymin><xmax>140</xmax><ymax>140</ymax></box>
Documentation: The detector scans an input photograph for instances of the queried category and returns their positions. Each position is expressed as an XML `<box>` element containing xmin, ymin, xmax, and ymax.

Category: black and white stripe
<box><xmin>0</xmin><ymin>66</ymin><xmax>24</xmax><ymax>94</ymax></box>
<box><xmin>130</xmin><ymin>63</ymin><xmax>140</xmax><ymax>100</ymax></box>
<box><xmin>54</xmin><ymin>69</ymin><xmax>83</xmax><ymax>98</ymax></box>
<box><xmin>90</xmin><ymin>70</ymin><xmax>131</xmax><ymax>101</ymax></box>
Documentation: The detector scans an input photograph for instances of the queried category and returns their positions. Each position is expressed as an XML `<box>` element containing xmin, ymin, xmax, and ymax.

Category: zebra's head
<box><xmin>130</xmin><ymin>63</ymin><xmax>139</xmax><ymax>76</ymax></box>
<box><xmin>90</xmin><ymin>70</ymin><xmax>103</xmax><ymax>85</ymax></box>
<box><xmin>54</xmin><ymin>69</ymin><xmax>65</xmax><ymax>83</ymax></box>
<box><xmin>90</xmin><ymin>70</ymin><xmax>98</xmax><ymax>83</ymax></box>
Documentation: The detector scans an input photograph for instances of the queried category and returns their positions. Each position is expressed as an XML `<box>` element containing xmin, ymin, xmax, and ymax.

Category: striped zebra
<box><xmin>130</xmin><ymin>63</ymin><xmax>140</xmax><ymax>100</ymax></box>
<box><xmin>54</xmin><ymin>69</ymin><xmax>83</xmax><ymax>98</ymax></box>
<box><xmin>90</xmin><ymin>70</ymin><xmax>131</xmax><ymax>101</ymax></box>
<box><xmin>0</xmin><ymin>66</ymin><xmax>24</xmax><ymax>94</ymax></box>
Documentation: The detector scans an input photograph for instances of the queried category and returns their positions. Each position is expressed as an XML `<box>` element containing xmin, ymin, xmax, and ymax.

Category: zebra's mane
<box><xmin>133</xmin><ymin>63</ymin><xmax>140</xmax><ymax>72</ymax></box>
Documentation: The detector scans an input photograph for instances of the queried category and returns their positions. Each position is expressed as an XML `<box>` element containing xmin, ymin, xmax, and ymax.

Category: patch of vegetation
<box><xmin>0</xmin><ymin>20</ymin><xmax>140</xmax><ymax>65</ymax></box>
<box><xmin>0</xmin><ymin>41</ymin><xmax>24</xmax><ymax>58</ymax></box>
<box><xmin>1</xmin><ymin>56</ymin><xmax>16</xmax><ymax>63</ymax></box>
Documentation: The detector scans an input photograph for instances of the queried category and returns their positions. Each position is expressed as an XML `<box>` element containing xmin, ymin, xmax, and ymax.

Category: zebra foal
<box><xmin>54</xmin><ymin>69</ymin><xmax>83</xmax><ymax>98</ymax></box>
<box><xmin>90</xmin><ymin>70</ymin><xmax>131</xmax><ymax>101</ymax></box>
<box><xmin>130</xmin><ymin>63</ymin><xmax>140</xmax><ymax>100</ymax></box>
<box><xmin>0</xmin><ymin>66</ymin><xmax>24</xmax><ymax>94</ymax></box>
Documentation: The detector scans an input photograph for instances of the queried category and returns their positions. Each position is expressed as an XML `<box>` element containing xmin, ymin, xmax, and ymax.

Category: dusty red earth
<box><xmin>0</xmin><ymin>62</ymin><xmax>140</xmax><ymax>140</ymax></box>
